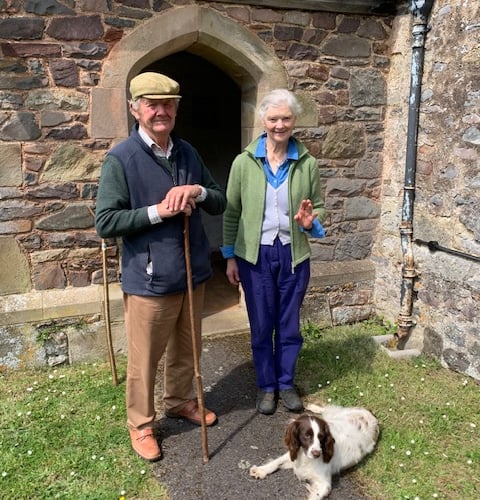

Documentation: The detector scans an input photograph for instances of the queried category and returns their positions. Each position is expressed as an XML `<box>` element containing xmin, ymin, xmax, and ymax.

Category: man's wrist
<box><xmin>148</xmin><ymin>204</ymin><xmax>163</xmax><ymax>224</ymax></box>
<box><xmin>195</xmin><ymin>185</ymin><xmax>207</xmax><ymax>202</ymax></box>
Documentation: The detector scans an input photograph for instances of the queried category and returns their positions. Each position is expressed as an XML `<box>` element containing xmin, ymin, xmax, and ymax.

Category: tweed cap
<box><xmin>129</xmin><ymin>72</ymin><xmax>181</xmax><ymax>100</ymax></box>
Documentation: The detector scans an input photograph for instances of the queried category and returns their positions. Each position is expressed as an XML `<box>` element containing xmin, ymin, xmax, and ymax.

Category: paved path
<box><xmin>153</xmin><ymin>333</ymin><xmax>369</xmax><ymax>500</ymax></box>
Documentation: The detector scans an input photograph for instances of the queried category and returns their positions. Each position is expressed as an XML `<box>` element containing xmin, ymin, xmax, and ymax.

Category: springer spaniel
<box><xmin>250</xmin><ymin>403</ymin><xmax>379</xmax><ymax>499</ymax></box>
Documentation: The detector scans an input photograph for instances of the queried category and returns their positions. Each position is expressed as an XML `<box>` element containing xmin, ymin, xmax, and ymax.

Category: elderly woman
<box><xmin>221</xmin><ymin>89</ymin><xmax>326</xmax><ymax>415</ymax></box>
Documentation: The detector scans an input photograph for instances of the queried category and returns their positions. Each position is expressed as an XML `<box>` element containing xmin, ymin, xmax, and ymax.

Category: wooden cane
<box><xmin>101</xmin><ymin>239</ymin><xmax>119</xmax><ymax>386</ymax></box>
<box><xmin>183</xmin><ymin>215</ymin><xmax>209</xmax><ymax>463</ymax></box>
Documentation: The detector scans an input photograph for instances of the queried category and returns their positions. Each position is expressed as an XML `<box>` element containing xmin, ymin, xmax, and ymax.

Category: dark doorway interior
<box><xmin>145</xmin><ymin>52</ymin><xmax>241</xmax><ymax>251</ymax></box>
<box><xmin>144</xmin><ymin>52</ymin><xmax>242</xmax><ymax>314</ymax></box>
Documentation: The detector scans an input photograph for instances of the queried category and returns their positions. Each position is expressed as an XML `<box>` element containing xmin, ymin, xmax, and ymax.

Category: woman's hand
<box><xmin>294</xmin><ymin>199</ymin><xmax>317</xmax><ymax>230</ymax></box>
<box><xmin>225</xmin><ymin>258</ymin><xmax>240</xmax><ymax>286</ymax></box>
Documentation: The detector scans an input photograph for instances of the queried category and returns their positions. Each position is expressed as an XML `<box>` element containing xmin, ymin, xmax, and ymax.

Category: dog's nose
<box><xmin>311</xmin><ymin>449</ymin><xmax>321</xmax><ymax>458</ymax></box>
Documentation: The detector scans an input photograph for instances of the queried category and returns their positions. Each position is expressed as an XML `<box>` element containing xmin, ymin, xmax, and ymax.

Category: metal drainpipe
<box><xmin>396</xmin><ymin>0</ymin><xmax>435</xmax><ymax>343</ymax></box>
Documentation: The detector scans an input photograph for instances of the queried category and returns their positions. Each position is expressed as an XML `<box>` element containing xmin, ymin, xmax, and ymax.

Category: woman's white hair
<box><xmin>257</xmin><ymin>89</ymin><xmax>302</xmax><ymax>120</ymax></box>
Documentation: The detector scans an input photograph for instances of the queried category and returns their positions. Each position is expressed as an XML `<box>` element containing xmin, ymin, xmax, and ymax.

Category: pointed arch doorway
<box><xmin>91</xmin><ymin>5</ymin><xmax>289</xmax><ymax>326</ymax></box>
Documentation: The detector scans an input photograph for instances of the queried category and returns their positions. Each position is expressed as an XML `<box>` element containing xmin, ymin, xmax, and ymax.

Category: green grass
<box><xmin>298</xmin><ymin>320</ymin><xmax>480</xmax><ymax>500</ymax></box>
<box><xmin>1</xmin><ymin>320</ymin><xmax>478</xmax><ymax>499</ymax></box>
<box><xmin>0</xmin><ymin>360</ymin><xmax>166</xmax><ymax>500</ymax></box>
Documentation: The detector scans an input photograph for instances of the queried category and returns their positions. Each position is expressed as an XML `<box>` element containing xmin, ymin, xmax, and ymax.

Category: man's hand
<box><xmin>156</xmin><ymin>185</ymin><xmax>201</xmax><ymax>218</ymax></box>
<box><xmin>164</xmin><ymin>185</ymin><xmax>202</xmax><ymax>212</ymax></box>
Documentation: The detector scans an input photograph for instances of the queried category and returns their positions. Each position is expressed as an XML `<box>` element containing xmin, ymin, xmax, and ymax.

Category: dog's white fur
<box><xmin>250</xmin><ymin>403</ymin><xmax>379</xmax><ymax>499</ymax></box>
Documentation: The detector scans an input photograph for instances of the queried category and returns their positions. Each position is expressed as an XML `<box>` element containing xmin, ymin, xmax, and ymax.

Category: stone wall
<box><xmin>374</xmin><ymin>0</ymin><xmax>480</xmax><ymax>380</ymax></box>
<box><xmin>4</xmin><ymin>1</ymin><xmax>477</xmax><ymax>382</ymax></box>
<box><xmin>0</xmin><ymin>0</ymin><xmax>395</xmax><ymax>370</ymax></box>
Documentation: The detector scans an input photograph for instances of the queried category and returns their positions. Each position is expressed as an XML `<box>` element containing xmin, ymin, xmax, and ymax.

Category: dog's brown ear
<box><xmin>321</xmin><ymin>422</ymin><xmax>335</xmax><ymax>463</ymax></box>
<box><xmin>285</xmin><ymin>420</ymin><xmax>301</xmax><ymax>461</ymax></box>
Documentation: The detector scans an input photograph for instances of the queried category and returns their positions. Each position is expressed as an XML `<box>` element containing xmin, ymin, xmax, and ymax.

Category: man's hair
<box><xmin>129</xmin><ymin>97</ymin><xmax>181</xmax><ymax>112</ymax></box>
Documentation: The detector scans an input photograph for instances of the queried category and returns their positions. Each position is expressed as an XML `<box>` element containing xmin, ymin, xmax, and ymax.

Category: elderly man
<box><xmin>95</xmin><ymin>72</ymin><xmax>226</xmax><ymax>461</ymax></box>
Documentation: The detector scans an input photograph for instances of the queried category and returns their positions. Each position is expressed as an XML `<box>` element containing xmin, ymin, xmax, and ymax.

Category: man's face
<box><xmin>130</xmin><ymin>97</ymin><xmax>178</xmax><ymax>143</ymax></box>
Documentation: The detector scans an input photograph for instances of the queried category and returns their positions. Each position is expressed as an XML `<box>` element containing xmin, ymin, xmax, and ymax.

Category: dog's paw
<box><xmin>249</xmin><ymin>466</ymin><xmax>267</xmax><ymax>479</ymax></box>
<box><xmin>306</xmin><ymin>482</ymin><xmax>331</xmax><ymax>499</ymax></box>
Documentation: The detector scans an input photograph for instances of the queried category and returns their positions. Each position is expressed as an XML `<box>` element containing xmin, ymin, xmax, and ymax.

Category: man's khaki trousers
<box><xmin>124</xmin><ymin>283</ymin><xmax>205</xmax><ymax>430</ymax></box>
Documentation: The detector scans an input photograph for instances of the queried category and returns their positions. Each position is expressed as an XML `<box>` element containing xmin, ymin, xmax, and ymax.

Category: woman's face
<box><xmin>262</xmin><ymin>103</ymin><xmax>296</xmax><ymax>144</ymax></box>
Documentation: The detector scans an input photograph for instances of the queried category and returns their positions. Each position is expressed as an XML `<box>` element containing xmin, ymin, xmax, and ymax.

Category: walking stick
<box><xmin>101</xmin><ymin>239</ymin><xmax>119</xmax><ymax>386</ymax></box>
<box><xmin>183</xmin><ymin>214</ymin><xmax>209</xmax><ymax>463</ymax></box>
<box><xmin>89</xmin><ymin>205</ymin><xmax>118</xmax><ymax>386</ymax></box>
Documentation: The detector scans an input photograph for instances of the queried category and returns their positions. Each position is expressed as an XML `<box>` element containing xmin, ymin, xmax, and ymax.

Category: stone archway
<box><xmin>91</xmin><ymin>5</ymin><xmax>289</xmax><ymax>145</ymax></box>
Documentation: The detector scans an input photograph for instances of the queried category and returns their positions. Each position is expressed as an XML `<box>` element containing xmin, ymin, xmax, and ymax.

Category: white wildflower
<box><xmin>237</xmin><ymin>459</ymin><xmax>251</xmax><ymax>470</ymax></box>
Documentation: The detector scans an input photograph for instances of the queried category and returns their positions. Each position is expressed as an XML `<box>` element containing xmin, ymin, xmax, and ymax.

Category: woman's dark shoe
<box><xmin>279</xmin><ymin>388</ymin><xmax>303</xmax><ymax>412</ymax></box>
<box><xmin>256</xmin><ymin>390</ymin><xmax>276</xmax><ymax>415</ymax></box>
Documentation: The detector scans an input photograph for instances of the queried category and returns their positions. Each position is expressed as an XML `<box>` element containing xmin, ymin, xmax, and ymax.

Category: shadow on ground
<box><xmin>152</xmin><ymin>333</ymin><xmax>370</xmax><ymax>500</ymax></box>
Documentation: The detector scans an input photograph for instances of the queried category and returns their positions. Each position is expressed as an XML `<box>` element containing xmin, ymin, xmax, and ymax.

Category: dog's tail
<box><xmin>305</xmin><ymin>403</ymin><xmax>325</xmax><ymax>414</ymax></box>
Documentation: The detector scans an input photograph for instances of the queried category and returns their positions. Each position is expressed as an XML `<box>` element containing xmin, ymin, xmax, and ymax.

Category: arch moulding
<box><xmin>91</xmin><ymin>5</ymin><xmax>296</xmax><ymax>146</ymax></box>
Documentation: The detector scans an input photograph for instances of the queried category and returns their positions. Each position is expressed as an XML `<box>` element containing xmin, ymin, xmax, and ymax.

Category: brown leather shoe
<box><xmin>129</xmin><ymin>428</ymin><xmax>162</xmax><ymax>462</ymax></box>
<box><xmin>165</xmin><ymin>400</ymin><xmax>217</xmax><ymax>426</ymax></box>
